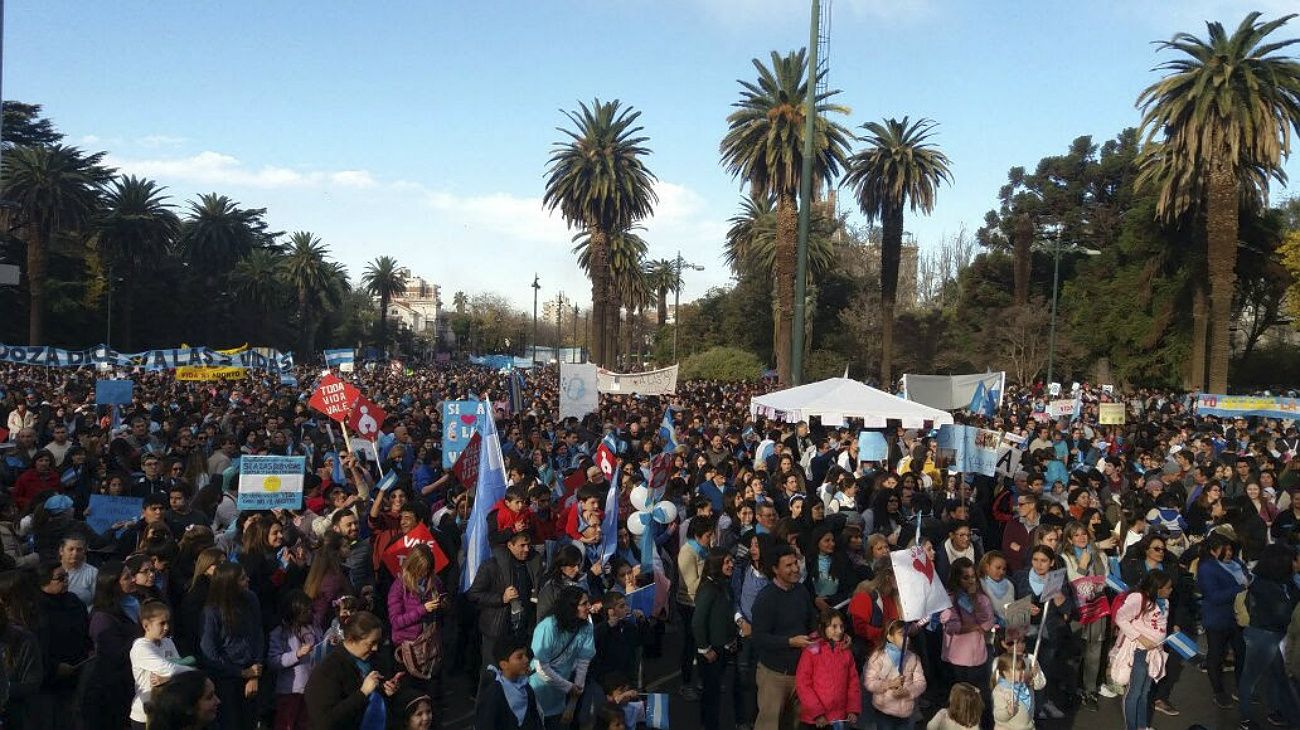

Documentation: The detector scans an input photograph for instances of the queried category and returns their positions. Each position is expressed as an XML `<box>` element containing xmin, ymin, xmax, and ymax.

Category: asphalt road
<box><xmin>440</xmin><ymin>624</ymin><xmax>1268</xmax><ymax>729</ymax></box>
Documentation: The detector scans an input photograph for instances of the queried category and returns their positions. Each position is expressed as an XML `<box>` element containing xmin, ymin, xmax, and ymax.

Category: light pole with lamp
<box><xmin>672</xmin><ymin>250</ymin><xmax>704</xmax><ymax>363</ymax></box>
<box><xmin>531</xmin><ymin>274</ymin><xmax>540</xmax><ymax>363</ymax></box>
<box><xmin>1038</xmin><ymin>226</ymin><xmax>1100</xmax><ymax>385</ymax></box>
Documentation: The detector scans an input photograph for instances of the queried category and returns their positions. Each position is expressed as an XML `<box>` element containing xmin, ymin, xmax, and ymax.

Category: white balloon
<box><xmin>629</xmin><ymin>486</ymin><xmax>651</xmax><ymax>512</ymax></box>
<box><xmin>652</xmin><ymin>500</ymin><xmax>678</xmax><ymax>525</ymax></box>
<box><xmin>627</xmin><ymin>512</ymin><xmax>647</xmax><ymax>535</ymax></box>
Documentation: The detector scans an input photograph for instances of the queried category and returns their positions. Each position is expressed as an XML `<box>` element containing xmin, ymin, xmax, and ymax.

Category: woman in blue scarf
<box><xmin>529</xmin><ymin>586</ymin><xmax>596</xmax><ymax>728</ymax></box>
<box><xmin>1010</xmin><ymin>545</ymin><xmax>1073</xmax><ymax>721</ymax></box>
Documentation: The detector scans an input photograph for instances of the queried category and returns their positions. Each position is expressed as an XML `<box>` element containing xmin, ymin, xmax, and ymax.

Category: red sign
<box><xmin>594</xmin><ymin>443</ymin><xmax>616</xmax><ymax>482</ymax></box>
<box><xmin>451</xmin><ymin>431</ymin><xmax>482</xmax><ymax>488</ymax></box>
<box><xmin>382</xmin><ymin>522</ymin><xmax>450</xmax><ymax>577</ymax></box>
<box><xmin>346</xmin><ymin>394</ymin><xmax>388</xmax><ymax>441</ymax></box>
<box><xmin>308</xmin><ymin>374</ymin><xmax>360</xmax><ymax>422</ymax></box>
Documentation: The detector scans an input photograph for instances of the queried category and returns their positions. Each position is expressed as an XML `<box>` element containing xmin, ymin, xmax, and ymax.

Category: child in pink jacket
<box><xmin>864</xmin><ymin>619</ymin><xmax>927</xmax><ymax>729</ymax></box>
<box><xmin>795</xmin><ymin>610</ymin><xmax>860</xmax><ymax>727</ymax></box>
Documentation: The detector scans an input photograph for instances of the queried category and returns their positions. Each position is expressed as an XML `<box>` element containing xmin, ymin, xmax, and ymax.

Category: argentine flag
<box><xmin>599</xmin><ymin>461</ymin><xmax>620</xmax><ymax>564</ymax></box>
<box><xmin>323</xmin><ymin>348</ymin><xmax>354</xmax><ymax>369</ymax></box>
<box><xmin>658</xmin><ymin>406</ymin><xmax>678</xmax><ymax>453</ymax></box>
<box><xmin>460</xmin><ymin>410</ymin><xmax>509</xmax><ymax>591</ymax></box>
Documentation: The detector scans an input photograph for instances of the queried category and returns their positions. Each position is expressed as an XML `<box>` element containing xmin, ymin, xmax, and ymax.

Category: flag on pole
<box><xmin>658</xmin><ymin>407</ymin><xmax>678</xmax><ymax>453</ymax></box>
<box><xmin>1164</xmin><ymin>631</ymin><xmax>1200</xmax><ymax>660</ymax></box>
<box><xmin>460</xmin><ymin>411</ymin><xmax>509</xmax><ymax>592</ymax></box>
<box><xmin>375</xmin><ymin>470</ymin><xmax>399</xmax><ymax>493</ymax></box>
<box><xmin>968</xmin><ymin>381</ymin><xmax>988</xmax><ymax>414</ymax></box>
<box><xmin>599</xmin><ymin>461</ymin><xmax>620</xmax><ymax>564</ymax></box>
<box><xmin>507</xmin><ymin>369</ymin><xmax>525</xmax><ymax>415</ymax></box>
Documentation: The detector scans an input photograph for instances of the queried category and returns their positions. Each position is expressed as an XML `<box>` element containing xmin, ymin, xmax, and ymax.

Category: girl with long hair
<box><xmin>692</xmin><ymin>548</ymin><xmax>739</xmax><ymax>729</ymax></box>
<box><xmin>145</xmin><ymin>670</ymin><xmax>221</xmax><ymax>730</ymax></box>
<box><xmin>863</xmin><ymin>620</ymin><xmax>926</xmax><ymax>730</ymax></box>
<box><xmin>940</xmin><ymin>557</ymin><xmax>994</xmax><ymax>688</ymax></box>
<box><xmin>388</xmin><ymin>543</ymin><xmax>446</xmax><ymax>699</ymax></box>
<box><xmin>268</xmin><ymin>590</ymin><xmax>320</xmax><ymax>730</ymax></box>
<box><xmin>199</xmin><ymin>562</ymin><xmax>264</xmax><ymax>730</ymax></box>
<box><xmin>795</xmin><ymin>609</ymin><xmax>859</xmax><ymax>729</ymax></box>
<box><xmin>84</xmin><ymin>562</ymin><xmax>141</xmax><ymax>730</ymax></box>
<box><xmin>1109</xmin><ymin>569</ymin><xmax>1172</xmax><ymax>730</ymax></box>
<box><xmin>303</xmin><ymin>532</ymin><xmax>354</xmax><ymax>631</ymax></box>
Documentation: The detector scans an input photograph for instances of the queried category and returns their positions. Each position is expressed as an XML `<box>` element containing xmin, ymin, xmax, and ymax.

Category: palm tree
<box><xmin>231</xmin><ymin>247</ymin><xmax>285</xmax><ymax>344</ymax></box>
<box><xmin>844</xmin><ymin>116</ymin><xmax>953</xmax><ymax>386</ymax></box>
<box><xmin>724</xmin><ymin>194</ymin><xmax>840</xmax><ymax>279</ymax></box>
<box><xmin>361</xmin><ymin>255</ymin><xmax>407</xmax><ymax>357</ymax></box>
<box><xmin>179</xmin><ymin>193</ymin><xmax>269</xmax><ymax>343</ymax></box>
<box><xmin>282</xmin><ymin>232</ymin><xmax>339</xmax><ymax>356</ymax></box>
<box><xmin>2</xmin><ymin>145</ymin><xmax>113</xmax><ymax>344</ymax></box>
<box><xmin>719</xmin><ymin>49</ymin><xmax>852</xmax><ymax>384</ymax></box>
<box><xmin>574</xmin><ymin>225</ymin><xmax>648</xmax><ymax>366</ymax></box>
<box><xmin>1136</xmin><ymin>12</ymin><xmax>1300</xmax><ymax>392</ymax></box>
<box><xmin>643</xmin><ymin>258</ymin><xmax>677</xmax><ymax>328</ymax></box>
<box><xmin>93</xmin><ymin>176</ymin><xmax>180</xmax><ymax>349</ymax></box>
<box><xmin>543</xmin><ymin>99</ymin><xmax>658</xmax><ymax>366</ymax></box>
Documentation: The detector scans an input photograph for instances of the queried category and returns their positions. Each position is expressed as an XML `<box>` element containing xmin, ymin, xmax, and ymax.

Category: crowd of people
<box><xmin>0</xmin><ymin>361</ymin><xmax>1299</xmax><ymax>730</ymax></box>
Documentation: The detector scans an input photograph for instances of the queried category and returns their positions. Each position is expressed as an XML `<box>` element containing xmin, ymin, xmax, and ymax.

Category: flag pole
<box><xmin>1032</xmin><ymin>600</ymin><xmax>1050</xmax><ymax>661</ymax></box>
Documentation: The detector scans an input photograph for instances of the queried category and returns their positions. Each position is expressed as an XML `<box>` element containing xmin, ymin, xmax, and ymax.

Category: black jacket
<box><xmin>1247</xmin><ymin>577</ymin><xmax>1299</xmax><ymax>634</ymax></box>
<box><xmin>304</xmin><ymin>645</ymin><xmax>381</xmax><ymax>730</ymax></box>
<box><xmin>468</xmin><ymin>546</ymin><xmax>543</xmax><ymax>639</ymax></box>
<box><xmin>35</xmin><ymin>591</ymin><xmax>89</xmax><ymax>691</ymax></box>
<box><xmin>475</xmin><ymin>669</ymin><xmax>545</xmax><ymax>730</ymax></box>
<box><xmin>692</xmin><ymin>577</ymin><xmax>738</xmax><ymax>654</ymax></box>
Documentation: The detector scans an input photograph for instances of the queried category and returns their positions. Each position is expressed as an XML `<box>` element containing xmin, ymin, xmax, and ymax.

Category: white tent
<box><xmin>750</xmin><ymin>377</ymin><xmax>955</xmax><ymax>429</ymax></box>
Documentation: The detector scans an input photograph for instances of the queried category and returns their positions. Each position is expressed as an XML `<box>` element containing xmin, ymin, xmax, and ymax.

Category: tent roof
<box><xmin>750</xmin><ymin>377</ymin><xmax>955</xmax><ymax>428</ymax></box>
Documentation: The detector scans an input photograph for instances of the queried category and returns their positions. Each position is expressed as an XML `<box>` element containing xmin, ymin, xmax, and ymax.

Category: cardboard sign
<box><xmin>86</xmin><ymin>494</ymin><xmax>142</xmax><ymax>535</ymax></box>
<box><xmin>308</xmin><ymin>374</ymin><xmax>360</xmax><ymax>422</ymax></box>
<box><xmin>175</xmin><ymin>366</ymin><xmax>246</xmax><ymax>381</ymax></box>
<box><xmin>890</xmin><ymin>545</ymin><xmax>952</xmax><ymax>621</ymax></box>
<box><xmin>451</xmin><ymin>431</ymin><xmax>482</xmax><ymax>487</ymax></box>
<box><xmin>381</xmin><ymin>522</ymin><xmax>451</xmax><ymax>577</ymax></box>
<box><xmin>857</xmin><ymin>431</ymin><xmax>889</xmax><ymax>462</ymax></box>
<box><xmin>1004</xmin><ymin>595</ymin><xmax>1034</xmax><ymax>633</ymax></box>
<box><xmin>1039</xmin><ymin>568</ymin><xmax>1068</xmax><ymax>603</ymax></box>
<box><xmin>1047</xmin><ymin>399</ymin><xmax>1076</xmax><ymax>418</ymax></box>
<box><xmin>1048</xmin><ymin>382</ymin><xmax>1061</xmax><ymax>397</ymax></box>
<box><xmin>442</xmin><ymin>399</ymin><xmax>487</xmax><ymax>469</ymax></box>
<box><xmin>237</xmin><ymin>455</ymin><xmax>305</xmax><ymax>509</ymax></box>
<box><xmin>95</xmin><ymin>379</ymin><xmax>134</xmax><ymax>406</ymax></box>
<box><xmin>1099</xmin><ymin>403</ymin><xmax>1125</xmax><ymax>425</ymax></box>
<box><xmin>346</xmin><ymin>394</ymin><xmax>387</xmax><ymax>441</ymax></box>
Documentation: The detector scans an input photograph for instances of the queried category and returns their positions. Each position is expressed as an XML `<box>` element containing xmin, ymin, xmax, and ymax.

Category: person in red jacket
<box><xmin>795</xmin><ymin>609</ymin><xmax>860</xmax><ymax>727</ymax></box>
<box><xmin>13</xmin><ymin>449</ymin><xmax>60</xmax><ymax>512</ymax></box>
<box><xmin>848</xmin><ymin>567</ymin><xmax>903</xmax><ymax>650</ymax></box>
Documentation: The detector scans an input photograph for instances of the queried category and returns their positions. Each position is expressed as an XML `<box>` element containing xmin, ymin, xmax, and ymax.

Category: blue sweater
<box><xmin>199</xmin><ymin>591</ymin><xmax>265</xmax><ymax>678</ymax></box>
<box><xmin>1197</xmin><ymin>558</ymin><xmax>1246</xmax><ymax>631</ymax></box>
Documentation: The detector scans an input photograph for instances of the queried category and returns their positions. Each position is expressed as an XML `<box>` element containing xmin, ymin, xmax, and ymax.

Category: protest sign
<box><xmin>857</xmin><ymin>431</ymin><xmax>889</xmax><ymax>462</ymax></box>
<box><xmin>175</xmin><ymin>366</ymin><xmax>246</xmax><ymax>381</ymax></box>
<box><xmin>1048</xmin><ymin>382</ymin><xmax>1061</xmax><ymax>397</ymax></box>
<box><xmin>625</xmin><ymin>582</ymin><xmax>656</xmax><ymax>618</ymax></box>
<box><xmin>95</xmin><ymin>379</ymin><xmax>133</xmax><ymax>406</ymax></box>
<box><xmin>237</xmin><ymin>455</ymin><xmax>305</xmax><ymax>509</ymax></box>
<box><xmin>995</xmin><ymin>431</ymin><xmax>1027</xmax><ymax>479</ymax></box>
<box><xmin>86</xmin><ymin>494</ymin><xmax>142</xmax><ymax>535</ymax></box>
<box><xmin>890</xmin><ymin>545</ymin><xmax>951</xmax><ymax>621</ymax></box>
<box><xmin>381</xmin><ymin>523</ymin><xmax>450</xmax><ymax>576</ymax></box>
<box><xmin>1004</xmin><ymin>595</ymin><xmax>1034</xmax><ymax>634</ymax></box>
<box><xmin>559</xmin><ymin>363</ymin><xmax>599</xmax><ymax>419</ymax></box>
<box><xmin>1047</xmin><ymin>399</ymin><xmax>1076</xmax><ymax>418</ymax></box>
<box><xmin>938</xmin><ymin>424</ymin><xmax>1002</xmax><ymax>477</ymax></box>
<box><xmin>451</xmin><ymin>431</ymin><xmax>482</xmax><ymax>486</ymax></box>
<box><xmin>346</xmin><ymin>394</ymin><xmax>387</xmax><ymax>441</ymax></box>
<box><xmin>1099</xmin><ymin>403</ymin><xmax>1125</xmax><ymax>425</ymax></box>
<box><xmin>1039</xmin><ymin>568</ymin><xmax>1067</xmax><ymax>603</ymax></box>
<box><xmin>1196</xmin><ymin>394</ymin><xmax>1300</xmax><ymax>420</ymax></box>
<box><xmin>597</xmin><ymin>365</ymin><xmax>678</xmax><ymax>395</ymax></box>
<box><xmin>308</xmin><ymin>374</ymin><xmax>360</xmax><ymax>422</ymax></box>
<box><xmin>442</xmin><ymin>399</ymin><xmax>487</xmax><ymax>469</ymax></box>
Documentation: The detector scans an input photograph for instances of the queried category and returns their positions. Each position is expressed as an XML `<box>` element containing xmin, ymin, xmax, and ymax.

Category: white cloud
<box><xmin>135</xmin><ymin>134</ymin><xmax>188</xmax><ymax>149</ymax></box>
<box><xmin>106</xmin><ymin>151</ymin><xmax>380</xmax><ymax>191</ymax></box>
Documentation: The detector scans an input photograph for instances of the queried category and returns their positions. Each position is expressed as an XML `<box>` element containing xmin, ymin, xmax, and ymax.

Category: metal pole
<box><xmin>672</xmin><ymin>250</ymin><xmax>682</xmax><ymax>363</ymax></box>
<box><xmin>556</xmin><ymin>292</ymin><xmax>563</xmax><ymax>362</ymax></box>
<box><xmin>105</xmin><ymin>268</ymin><xmax>112</xmax><ymax>348</ymax></box>
<box><xmin>791</xmin><ymin>0</ymin><xmax>820</xmax><ymax>387</ymax></box>
<box><xmin>1047</xmin><ymin>238</ymin><xmax>1060</xmax><ymax>386</ymax></box>
<box><xmin>572</xmin><ymin>304</ymin><xmax>578</xmax><ymax>362</ymax></box>
<box><xmin>531</xmin><ymin>274</ymin><xmax>540</xmax><ymax>363</ymax></box>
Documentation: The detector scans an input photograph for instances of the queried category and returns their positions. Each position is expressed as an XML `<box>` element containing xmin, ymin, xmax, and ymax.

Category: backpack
<box><xmin>1234</xmin><ymin>590</ymin><xmax>1251</xmax><ymax>628</ymax></box>
<box><xmin>1108</xmin><ymin>590</ymin><xmax>1132</xmax><ymax>624</ymax></box>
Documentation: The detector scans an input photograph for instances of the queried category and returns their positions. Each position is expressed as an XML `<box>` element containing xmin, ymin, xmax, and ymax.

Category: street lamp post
<box><xmin>572</xmin><ymin>303</ymin><xmax>578</xmax><ymax>362</ymax></box>
<box><xmin>531</xmin><ymin>274</ymin><xmax>540</xmax><ymax>364</ymax></box>
<box><xmin>671</xmin><ymin>249</ymin><xmax>704</xmax><ymax>363</ymax></box>
<box><xmin>555</xmin><ymin>292</ymin><xmax>563</xmax><ymax>363</ymax></box>
<box><xmin>1040</xmin><ymin>229</ymin><xmax>1100</xmax><ymax>386</ymax></box>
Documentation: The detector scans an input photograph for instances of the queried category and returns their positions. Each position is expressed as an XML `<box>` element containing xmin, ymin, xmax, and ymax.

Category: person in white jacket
<box><xmin>129</xmin><ymin>601</ymin><xmax>195</xmax><ymax>725</ymax></box>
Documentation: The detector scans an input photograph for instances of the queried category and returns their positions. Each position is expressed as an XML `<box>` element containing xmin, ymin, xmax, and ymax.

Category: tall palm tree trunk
<box><xmin>1013</xmin><ymin>213</ymin><xmax>1033</xmax><ymax>306</ymax></box>
<box><xmin>26</xmin><ymin>229</ymin><xmax>47</xmax><ymax>346</ymax></box>
<box><xmin>774</xmin><ymin>191</ymin><xmax>797</xmax><ymax>384</ymax></box>
<box><xmin>657</xmin><ymin>290</ymin><xmax>668</xmax><ymax>328</ymax></box>
<box><xmin>611</xmin><ymin>296</ymin><xmax>623</xmax><ymax>368</ymax></box>
<box><xmin>587</xmin><ymin>225</ymin><xmax>610</xmax><ymax>366</ymax></box>
<box><xmin>121</xmin><ymin>283</ymin><xmax>136</xmax><ymax>350</ymax></box>
<box><xmin>624</xmin><ymin>305</ymin><xmax>636</xmax><ymax>368</ymax></box>
<box><xmin>378</xmin><ymin>293</ymin><xmax>390</xmax><ymax>356</ymax></box>
<box><xmin>880</xmin><ymin>204</ymin><xmax>905</xmax><ymax>387</ymax></box>
<box><xmin>1188</xmin><ymin>282</ymin><xmax>1208</xmax><ymax>391</ymax></box>
<box><xmin>299</xmin><ymin>289</ymin><xmax>313</xmax><ymax>356</ymax></box>
<box><xmin>1205</xmin><ymin>159</ymin><xmax>1236</xmax><ymax>393</ymax></box>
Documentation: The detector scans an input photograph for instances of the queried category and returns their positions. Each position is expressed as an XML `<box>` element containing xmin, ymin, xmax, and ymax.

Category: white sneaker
<box><xmin>1098</xmin><ymin>684</ymin><xmax>1120</xmax><ymax>698</ymax></box>
<box><xmin>1044</xmin><ymin>700</ymin><xmax>1066</xmax><ymax>719</ymax></box>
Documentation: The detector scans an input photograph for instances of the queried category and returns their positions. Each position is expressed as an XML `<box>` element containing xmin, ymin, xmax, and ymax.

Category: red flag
<box><xmin>562</xmin><ymin>468</ymin><xmax>586</xmax><ymax>496</ymax></box>
<box><xmin>346</xmin><ymin>394</ymin><xmax>388</xmax><ymax>441</ymax></box>
<box><xmin>381</xmin><ymin>522</ymin><xmax>450</xmax><ymax>577</ymax></box>
<box><xmin>594</xmin><ymin>442</ymin><xmax>617</xmax><ymax>482</ymax></box>
<box><xmin>451</xmin><ymin>431</ymin><xmax>482</xmax><ymax>488</ymax></box>
<box><xmin>308</xmin><ymin>374</ymin><xmax>360</xmax><ymax>422</ymax></box>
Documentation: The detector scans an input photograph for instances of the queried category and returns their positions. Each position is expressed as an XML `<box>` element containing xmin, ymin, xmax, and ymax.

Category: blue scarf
<box><xmin>815</xmin><ymin>554</ymin><xmax>838</xmax><ymax>597</ymax></box>
<box><xmin>1220</xmin><ymin>559</ymin><xmax>1248</xmax><ymax>587</ymax></box>
<box><xmin>955</xmin><ymin>592</ymin><xmax>975</xmax><ymax>614</ymax></box>
<box><xmin>997</xmin><ymin>677</ymin><xmax>1033</xmax><ymax>714</ymax></box>
<box><xmin>883</xmin><ymin>641</ymin><xmax>903</xmax><ymax>670</ymax></box>
<box><xmin>1028</xmin><ymin>571</ymin><xmax>1046</xmax><ymax>597</ymax></box>
<box><xmin>489</xmin><ymin>664</ymin><xmax>530</xmax><ymax>725</ymax></box>
<box><xmin>981</xmin><ymin>577</ymin><xmax>1011</xmax><ymax>601</ymax></box>
<box><xmin>686</xmin><ymin>538</ymin><xmax>707</xmax><ymax>560</ymax></box>
<box><xmin>1155</xmin><ymin>597</ymin><xmax>1169</xmax><ymax>615</ymax></box>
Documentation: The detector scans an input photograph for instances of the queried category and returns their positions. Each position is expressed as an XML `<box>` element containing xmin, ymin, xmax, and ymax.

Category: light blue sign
<box><xmin>237</xmin><ymin>455</ymin><xmax>306</xmax><ymax>510</ymax></box>
<box><xmin>442</xmin><ymin>399</ymin><xmax>488</xmax><ymax>469</ymax></box>
<box><xmin>857</xmin><ymin>431</ymin><xmax>889</xmax><ymax>462</ymax></box>
<box><xmin>937</xmin><ymin>424</ymin><xmax>1001</xmax><ymax>477</ymax></box>
<box><xmin>95</xmin><ymin>379</ymin><xmax>134</xmax><ymax>405</ymax></box>
<box><xmin>86</xmin><ymin>494</ymin><xmax>143</xmax><ymax>535</ymax></box>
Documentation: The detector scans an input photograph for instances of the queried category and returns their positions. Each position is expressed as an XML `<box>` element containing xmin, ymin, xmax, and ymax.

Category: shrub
<box><xmin>679</xmin><ymin>346</ymin><xmax>765</xmax><ymax>381</ymax></box>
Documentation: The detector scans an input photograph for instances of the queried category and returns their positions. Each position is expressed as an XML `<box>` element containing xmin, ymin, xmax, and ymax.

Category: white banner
<box><xmin>1047</xmin><ymin>399</ymin><xmax>1076</xmax><ymax>418</ymax></box>
<box><xmin>891</xmin><ymin>545</ymin><xmax>952</xmax><ymax>621</ymax></box>
<box><xmin>559</xmin><ymin>363</ymin><xmax>600</xmax><ymax>420</ymax></box>
<box><xmin>596</xmin><ymin>364</ymin><xmax>678</xmax><ymax>395</ymax></box>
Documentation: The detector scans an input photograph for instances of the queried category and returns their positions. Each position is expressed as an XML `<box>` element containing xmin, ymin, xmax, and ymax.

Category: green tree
<box><xmin>844</xmin><ymin>117</ymin><xmax>953</xmax><ymax>386</ymax></box>
<box><xmin>2</xmin><ymin>102</ymin><xmax>63</xmax><ymax>149</ymax></box>
<box><xmin>720</xmin><ymin>49</ymin><xmax>852</xmax><ymax>384</ymax></box>
<box><xmin>93</xmin><ymin>176</ymin><xmax>180</xmax><ymax>349</ymax></box>
<box><xmin>543</xmin><ymin>99</ymin><xmax>658</xmax><ymax>367</ymax></box>
<box><xmin>179</xmin><ymin>193</ymin><xmax>272</xmax><ymax>343</ymax></box>
<box><xmin>282</xmin><ymin>232</ymin><xmax>344</xmax><ymax>356</ymax></box>
<box><xmin>2</xmin><ymin>145</ymin><xmax>113</xmax><ymax>344</ymax></box>
<box><xmin>643</xmin><ymin>258</ymin><xmax>677</xmax><ymax>328</ymax></box>
<box><xmin>574</xmin><ymin>225</ymin><xmax>648</xmax><ymax>366</ymax></box>
<box><xmin>361</xmin><ymin>255</ymin><xmax>406</xmax><ymax>357</ymax></box>
<box><xmin>1136</xmin><ymin>12</ymin><xmax>1300</xmax><ymax>392</ymax></box>
<box><xmin>231</xmin><ymin>247</ymin><xmax>285</xmax><ymax>345</ymax></box>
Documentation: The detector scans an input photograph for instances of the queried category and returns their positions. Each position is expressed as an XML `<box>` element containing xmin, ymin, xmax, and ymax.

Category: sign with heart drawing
<box><xmin>891</xmin><ymin>545</ymin><xmax>952</xmax><ymax>622</ymax></box>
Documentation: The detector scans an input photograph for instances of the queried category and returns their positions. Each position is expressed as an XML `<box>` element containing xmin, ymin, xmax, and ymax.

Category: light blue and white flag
<box><xmin>1164</xmin><ymin>631</ymin><xmax>1200</xmax><ymax>660</ymax></box>
<box><xmin>460</xmin><ymin>411</ymin><xmax>509</xmax><ymax>592</ymax></box>
<box><xmin>375</xmin><ymin>470</ymin><xmax>399</xmax><ymax>493</ymax></box>
<box><xmin>323</xmin><ymin>348</ymin><xmax>355</xmax><ymax>369</ymax></box>
<box><xmin>645</xmin><ymin>692</ymin><xmax>670</xmax><ymax>729</ymax></box>
<box><xmin>658</xmin><ymin>406</ymin><xmax>678</xmax><ymax>453</ymax></box>
<box><xmin>968</xmin><ymin>381</ymin><xmax>988</xmax><ymax>414</ymax></box>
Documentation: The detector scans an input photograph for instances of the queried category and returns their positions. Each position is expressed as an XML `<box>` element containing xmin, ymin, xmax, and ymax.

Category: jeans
<box><xmin>1122</xmin><ymin>649</ymin><xmax>1153</xmax><ymax>730</ymax></box>
<box><xmin>755</xmin><ymin>662</ymin><xmax>798</xmax><ymax>730</ymax></box>
<box><xmin>1151</xmin><ymin>648</ymin><xmax>1182</xmax><ymax>703</ymax></box>
<box><xmin>699</xmin><ymin>653</ymin><xmax>727</xmax><ymax>728</ymax></box>
<box><xmin>1239</xmin><ymin>626</ymin><xmax>1300</xmax><ymax>726</ymax></box>
<box><xmin>737</xmin><ymin>640</ymin><xmax>759</xmax><ymax>725</ymax></box>
<box><xmin>873</xmin><ymin>713</ymin><xmax>914</xmax><ymax>730</ymax></box>
<box><xmin>1205</xmin><ymin>625</ymin><xmax>1244</xmax><ymax>695</ymax></box>
<box><xmin>679</xmin><ymin>603</ymin><xmax>697</xmax><ymax>685</ymax></box>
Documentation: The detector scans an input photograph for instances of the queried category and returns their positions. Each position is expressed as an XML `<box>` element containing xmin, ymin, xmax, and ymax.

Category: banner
<box><xmin>901</xmin><ymin>371</ymin><xmax>1005</xmax><ymax>411</ymax></box>
<box><xmin>0</xmin><ymin>343</ymin><xmax>293</xmax><ymax>372</ymax></box>
<box><xmin>381</xmin><ymin>522</ymin><xmax>451</xmax><ymax>577</ymax></box>
<box><xmin>1047</xmin><ymin>399</ymin><xmax>1076</xmax><ymax>418</ymax></box>
<box><xmin>559</xmin><ymin>363</ymin><xmax>599</xmax><ymax>420</ymax></box>
<box><xmin>890</xmin><ymin>544</ymin><xmax>952</xmax><ymax>621</ymax></box>
<box><xmin>937</xmin><ymin>424</ymin><xmax>1001</xmax><ymax>477</ymax></box>
<box><xmin>323</xmin><ymin>348</ymin><xmax>355</xmax><ymax>372</ymax></box>
<box><xmin>94</xmin><ymin>379</ymin><xmax>134</xmax><ymax>406</ymax></box>
<box><xmin>442</xmin><ymin>399</ymin><xmax>487</xmax><ymax>469</ymax></box>
<box><xmin>308</xmin><ymin>374</ymin><xmax>360</xmax><ymax>422</ymax></box>
<box><xmin>1099</xmin><ymin>403</ymin><xmax>1125</xmax><ymax>425</ymax></box>
<box><xmin>596</xmin><ymin>364</ymin><xmax>678</xmax><ymax>395</ymax></box>
<box><xmin>237</xmin><ymin>455</ymin><xmax>306</xmax><ymax>509</ymax></box>
<box><xmin>175</xmin><ymin>366</ymin><xmax>247</xmax><ymax>381</ymax></box>
<box><xmin>1196</xmin><ymin>394</ymin><xmax>1300</xmax><ymax>420</ymax></box>
<box><xmin>86</xmin><ymin>494</ymin><xmax>142</xmax><ymax>535</ymax></box>
<box><xmin>857</xmin><ymin>431</ymin><xmax>889</xmax><ymax>462</ymax></box>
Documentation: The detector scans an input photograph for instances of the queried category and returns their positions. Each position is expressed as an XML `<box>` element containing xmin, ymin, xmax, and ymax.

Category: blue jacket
<box><xmin>199</xmin><ymin>591</ymin><xmax>265</xmax><ymax>678</ymax></box>
<box><xmin>1197</xmin><ymin>558</ymin><xmax>1247</xmax><ymax>631</ymax></box>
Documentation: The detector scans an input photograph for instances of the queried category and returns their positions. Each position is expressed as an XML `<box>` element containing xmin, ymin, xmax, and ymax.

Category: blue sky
<box><xmin>8</xmin><ymin>0</ymin><xmax>1298</xmax><ymax>311</ymax></box>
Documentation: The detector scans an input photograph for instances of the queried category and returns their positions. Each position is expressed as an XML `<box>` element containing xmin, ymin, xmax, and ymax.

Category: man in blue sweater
<box><xmin>750</xmin><ymin>544</ymin><xmax>814</xmax><ymax>730</ymax></box>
